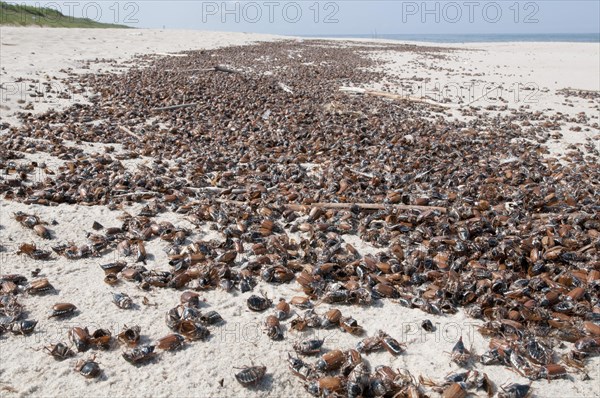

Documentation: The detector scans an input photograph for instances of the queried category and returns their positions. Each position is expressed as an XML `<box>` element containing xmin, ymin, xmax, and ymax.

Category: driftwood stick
<box><xmin>214</xmin><ymin>65</ymin><xmax>241</xmax><ymax>74</ymax></box>
<box><xmin>278</xmin><ymin>82</ymin><xmax>294</xmax><ymax>94</ymax></box>
<box><xmin>197</xmin><ymin>187</ymin><xmax>248</xmax><ymax>195</ymax></box>
<box><xmin>213</xmin><ymin>199</ymin><xmax>445</xmax><ymax>213</ymax></box>
<box><xmin>339</xmin><ymin>87</ymin><xmax>446</xmax><ymax>107</ymax></box>
<box><xmin>165</xmin><ymin>68</ymin><xmax>216</xmax><ymax>73</ymax></box>
<box><xmin>349</xmin><ymin>168</ymin><xmax>375</xmax><ymax>179</ymax></box>
<box><xmin>284</xmin><ymin>202</ymin><xmax>447</xmax><ymax>213</ymax></box>
<box><xmin>112</xmin><ymin>191</ymin><xmax>157</xmax><ymax>198</ymax></box>
<box><xmin>151</xmin><ymin>103</ymin><xmax>197</xmax><ymax>111</ymax></box>
<box><xmin>118</xmin><ymin>125</ymin><xmax>140</xmax><ymax>140</ymax></box>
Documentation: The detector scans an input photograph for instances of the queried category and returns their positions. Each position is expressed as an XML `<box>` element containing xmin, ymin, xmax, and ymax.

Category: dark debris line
<box><xmin>0</xmin><ymin>40</ymin><xmax>599</xmax><ymax>397</ymax></box>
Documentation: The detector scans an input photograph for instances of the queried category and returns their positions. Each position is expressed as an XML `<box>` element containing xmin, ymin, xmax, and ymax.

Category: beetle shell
<box><xmin>499</xmin><ymin>383</ymin><xmax>531</xmax><ymax>398</ymax></box>
<box><xmin>443</xmin><ymin>382</ymin><xmax>467</xmax><ymax>398</ymax></box>
<box><xmin>104</xmin><ymin>273</ymin><xmax>119</xmax><ymax>285</ymax></box>
<box><xmin>356</xmin><ymin>336</ymin><xmax>382</xmax><ymax>354</ymax></box>
<box><xmin>157</xmin><ymin>333</ymin><xmax>185</xmax><ymax>351</ymax></box>
<box><xmin>33</xmin><ymin>224</ymin><xmax>51</xmax><ymax>239</ymax></box>
<box><xmin>69</xmin><ymin>327</ymin><xmax>90</xmax><ymax>351</ymax></box>
<box><xmin>45</xmin><ymin>342</ymin><xmax>75</xmax><ymax>360</ymax></box>
<box><xmin>27</xmin><ymin>278</ymin><xmax>54</xmax><ymax>295</ymax></box>
<box><xmin>264</xmin><ymin>315</ymin><xmax>283</xmax><ymax>341</ymax></box>
<box><xmin>122</xmin><ymin>344</ymin><xmax>156</xmax><ymax>364</ymax></box>
<box><xmin>75</xmin><ymin>358</ymin><xmax>101</xmax><ymax>378</ymax></box>
<box><xmin>422</xmin><ymin>319</ymin><xmax>435</xmax><ymax>332</ymax></box>
<box><xmin>321</xmin><ymin>309</ymin><xmax>342</xmax><ymax>329</ymax></box>
<box><xmin>247</xmin><ymin>294</ymin><xmax>272</xmax><ymax>312</ymax></box>
<box><xmin>305</xmin><ymin>376</ymin><xmax>343</xmax><ymax>397</ymax></box>
<box><xmin>90</xmin><ymin>328</ymin><xmax>112</xmax><ymax>349</ymax></box>
<box><xmin>381</xmin><ymin>334</ymin><xmax>405</xmax><ymax>356</ymax></box>
<box><xmin>100</xmin><ymin>261</ymin><xmax>127</xmax><ymax>274</ymax></box>
<box><xmin>178</xmin><ymin>320</ymin><xmax>210</xmax><ymax>341</ymax></box>
<box><xmin>235</xmin><ymin>365</ymin><xmax>266</xmax><ymax>387</ymax></box>
<box><xmin>290</xmin><ymin>296</ymin><xmax>313</xmax><ymax>309</ymax></box>
<box><xmin>575</xmin><ymin>337</ymin><xmax>600</xmax><ymax>353</ymax></box>
<box><xmin>288</xmin><ymin>354</ymin><xmax>312</xmax><ymax>381</ymax></box>
<box><xmin>293</xmin><ymin>339</ymin><xmax>324</xmax><ymax>356</ymax></box>
<box><xmin>113</xmin><ymin>292</ymin><xmax>133</xmax><ymax>309</ymax></box>
<box><xmin>316</xmin><ymin>349</ymin><xmax>345</xmax><ymax>371</ymax></box>
<box><xmin>274</xmin><ymin>299</ymin><xmax>291</xmax><ymax>320</ymax></box>
<box><xmin>118</xmin><ymin>325</ymin><xmax>141</xmax><ymax>347</ymax></box>
<box><xmin>538</xmin><ymin>364</ymin><xmax>566</xmax><ymax>380</ymax></box>
<box><xmin>200</xmin><ymin>310</ymin><xmax>224</xmax><ymax>326</ymax></box>
<box><xmin>340</xmin><ymin>317</ymin><xmax>364</xmax><ymax>336</ymax></box>
<box><xmin>48</xmin><ymin>303</ymin><xmax>77</xmax><ymax>318</ymax></box>
<box><xmin>10</xmin><ymin>319</ymin><xmax>37</xmax><ymax>335</ymax></box>
<box><xmin>180</xmin><ymin>291</ymin><xmax>201</xmax><ymax>307</ymax></box>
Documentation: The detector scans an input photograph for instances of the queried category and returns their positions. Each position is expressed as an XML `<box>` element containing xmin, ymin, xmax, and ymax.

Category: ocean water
<box><xmin>302</xmin><ymin>33</ymin><xmax>600</xmax><ymax>43</ymax></box>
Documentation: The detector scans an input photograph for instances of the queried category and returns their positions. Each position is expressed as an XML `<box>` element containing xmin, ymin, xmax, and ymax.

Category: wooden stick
<box><xmin>151</xmin><ymin>103</ymin><xmax>197</xmax><ymax>111</ymax></box>
<box><xmin>284</xmin><ymin>202</ymin><xmax>447</xmax><ymax>213</ymax></box>
<box><xmin>278</xmin><ymin>82</ymin><xmax>294</xmax><ymax>94</ymax></box>
<box><xmin>214</xmin><ymin>65</ymin><xmax>241</xmax><ymax>74</ymax></box>
<box><xmin>118</xmin><ymin>125</ymin><xmax>140</xmax><ymax>140</ymax></box>
<box><xmin>165</xmin><ymin>68</ymin><xmax>215</xmax><ymax>73</ymax></box>
<box><xmin>339</xmin><ymin>87</ymin><xmax>446</xmax><ymax>107</ymax></box>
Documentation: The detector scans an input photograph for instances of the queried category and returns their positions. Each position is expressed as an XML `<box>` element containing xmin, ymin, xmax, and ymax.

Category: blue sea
<box><xmin>302</xmin><ymin>33</ymin><xmax>600</xmax><ymax>43</ymax></box>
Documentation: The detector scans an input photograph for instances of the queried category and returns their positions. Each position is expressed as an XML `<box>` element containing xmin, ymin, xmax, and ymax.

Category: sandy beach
<box><xmin>1</xmin><ymin>27</ymin><xmax>599</xmax><ymax>398</ymax></box>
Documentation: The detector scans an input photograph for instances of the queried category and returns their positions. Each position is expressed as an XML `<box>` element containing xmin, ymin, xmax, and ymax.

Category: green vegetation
<box><xmin>0</xmin><ymin>1</ymin><xmax>131</xmax><ymax>28</ymax></box>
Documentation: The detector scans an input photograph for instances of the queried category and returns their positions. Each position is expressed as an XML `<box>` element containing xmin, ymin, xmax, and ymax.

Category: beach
<box><xmin>0</xmin><ymin>27</ymin><xmax>599</xmax><ymax>398</ymax></box>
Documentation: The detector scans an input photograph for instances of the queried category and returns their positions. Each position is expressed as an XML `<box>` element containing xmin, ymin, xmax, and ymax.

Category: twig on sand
<box><xmin>118</xmin><ymin>125</ymin><xmax>140</xmax><ymax>140</ymax></box>
<box><xmin>214</xmin><ymin>65</ymin><xmax>242</xmax><ymax>74</ymax></box>
<box><xmin>151</xmin><ymin>103</ymin><xmax>198</xmax><ymax>111</ymax></box>
<box><xmin>215</xmin><ymin>198</ymin><xmax>446</xmax><ymax>213</ymax></box>
<box><xmin>278</xmin><ymin>82</ymin><xmax>294</xmax><ymax>94</ymax></box>
<box><xmin>339</xmin><ymin>87</ymin><xmax>446</xmax><ymax>107</ymax></box>
<box><xmin>285</xmin><ymin>202</ymin><xmax>447</xmax><ymax>213</ymax></box>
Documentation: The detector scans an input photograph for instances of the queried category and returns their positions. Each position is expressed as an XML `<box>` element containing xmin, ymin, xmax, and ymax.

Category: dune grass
<box><xmin>0</xmin><ymin>1</ymin><xmax>131</xmax><ymax>28</ymax></box>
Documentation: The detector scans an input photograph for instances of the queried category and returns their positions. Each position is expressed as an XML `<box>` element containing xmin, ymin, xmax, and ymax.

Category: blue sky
<box><xmin>14</xmin><ymin>1</ymin><xmax>600</xmax><ymax>34</ymax></box>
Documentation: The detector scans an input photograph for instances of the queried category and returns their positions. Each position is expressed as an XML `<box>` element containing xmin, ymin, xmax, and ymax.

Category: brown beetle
<box><xmin>69</xmin><ymin>327</ymin><xmax>91</xmax><ymax>352</ymax></box>
<box><xmin>274</xmin><ymin>298</ymin><xmax>291</xmax><ymax>320</ymax></box>
<box><xmin>315</xmin><ymin>349</ymin><xmax>345</xmax><ymax>371</ymax></box>
<box><xmin>321</xmin><ymin>309</ymin><xmax>342</xmax><ymax>329</ymax></box>
<box><xmin>33</xmin><ymin>224</ymin><xmax>51</xmax><ymax>239</ymax></box>
<box><xmin>180</xmin><ymin>291</ymin><xmax>201</xmax><ymax>307</ymax></box>
<box><xmin>290</xmin><ymin>296</ymin><xmax>313</xmax><ymax>309</ymax></box>
<box><xmin>156</xmin><ymin>333</ymin><xmax>185</xmax><ymax>351</ymax></box>
<box><xmin>48</xmin><ymin>303</ymin><xmax>77</xmax><ymax>319</ymax></box>
<box><xmin>264</xmin><ymin>315</ymin><xmax>283</xmax><ymax>341</ymax></box>
<box><xmin>443</xmin><ymin>382</ymin><xmax>467</xmax><ymax>398</ymax></box>
<box><xmin>27</xmin><ymin>278</ymin><xmax>54</xmax><ymax>295</ymax></box>
<box><xmin>305</xmin><ymin>376</ymin><xmax>344</xmax><ymax>396</ymax></box>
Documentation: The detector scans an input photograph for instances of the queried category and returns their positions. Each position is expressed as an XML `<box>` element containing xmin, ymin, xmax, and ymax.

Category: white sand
<box><xmin>1</xmin><ymin>28</ymin><xmax>599</xmax><ymax>398</ymax></box>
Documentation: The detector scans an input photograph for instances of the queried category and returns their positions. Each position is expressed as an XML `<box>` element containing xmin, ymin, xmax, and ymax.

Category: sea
<box><xmin>301</xmin><ymin>33</ymin><xmax>600</xmax><ymax>43</ymax></box>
